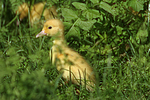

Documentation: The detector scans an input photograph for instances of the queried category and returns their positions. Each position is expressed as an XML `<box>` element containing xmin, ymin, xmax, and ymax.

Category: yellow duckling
<box><xmin>36</xmin><ymin>19</ymin><xmax>96</xmax><ymax>91</ymax></box>
<box><xmin>16</xmin><ymin>2</ymin><xmax>29</xmax><ymax>23</ymax></box>
<box><xmin>16</xmin><ymin>2</ymin><xmax>57</xmax><ymax>26</ymax></box>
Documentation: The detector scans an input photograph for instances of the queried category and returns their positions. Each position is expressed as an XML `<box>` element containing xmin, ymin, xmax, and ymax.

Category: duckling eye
<box><xmin>48</xmin><ymin>26</ymin><xmax>52</xmax><ymax>29</ymax></box>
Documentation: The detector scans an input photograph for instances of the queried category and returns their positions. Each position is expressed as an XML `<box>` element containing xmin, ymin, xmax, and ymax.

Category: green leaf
<box><xmin>83</xmin><ymin>9</ymin><xmax>100</xmax><ymax>19</ymax></box>
<box><xmin>136</xmin><ymin>22</ymin><xmax>148</xmax><ymax>43</ymax></box>
<box><xmin>76</xmin><ymin>19</ymin><xmax>96</xmax><ymax>31</ymax></box>
<box><xmin>72</xmin><ymin>2</ymin><xmax>87</xmax><ymax>10</ymax></box>
<box><xmin>63</xmin><ymin>22</ymin><xmax>73</xmax><ymax>30</ymax></box>
<box><xmin>99</xmin><ymin>1</ymin><xmax>117</xmax><ymax>16</ymax></box>
<box><xmin>128</xmin><ymin>0</ymin><xmax>144</xmax><ymax>12</ymax></box>
<box><xmin>65</xmin><ymin>26</ymin><xmax>80</xmax><ymax>39</ymax></box>
<box><xmin>90</xmin><ymin>0</ymin><xmax>99</xmax><ymax>4</ymax></box>
<box><xmin>61</xmin><ymin>8</ymin><xmax>78</xmax><ymax>21</ymax></box>
<box><xmin>116</xmin><ymin>26</ymin><xmax>123</xmax><ymax>35</ymax></box>
<box><xmin>103</xmin><ymin>0</ymin><xmax>113</xmax><ymax>3</ymax></box>
<box><xmin>139</xmin><ymin>45</ymin><xmax>144</xmax><ymax>58</ymax></box>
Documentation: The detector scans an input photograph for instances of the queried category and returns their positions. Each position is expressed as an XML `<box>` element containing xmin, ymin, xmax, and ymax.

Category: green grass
<box><xmin>0</xmin><ymin>0</ymin><xmax>150</xmax><ymax>99</ymax></box>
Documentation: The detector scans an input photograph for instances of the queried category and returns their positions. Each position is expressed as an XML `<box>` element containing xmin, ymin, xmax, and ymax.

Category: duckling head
<box><xmin>16</xmin><ymin>3</ymin><xmax>29</xmax><ymax>21</ymax></box>
<box><xmin>36</xmin><ymin>19</ymin><xmax>64</xmax><ymax>38</ymax></box>
<box><xmin>16</xmin><ymin>3</ymin><xmax>29</xmax><ymax>26</ymax></box>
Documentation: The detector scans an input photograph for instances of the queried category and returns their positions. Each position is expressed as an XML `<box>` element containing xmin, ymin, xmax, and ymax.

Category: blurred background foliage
<box><xmin>0</xmin><ymin>0</ymin><xmax>150</xmax><ymax>99</ymax></box>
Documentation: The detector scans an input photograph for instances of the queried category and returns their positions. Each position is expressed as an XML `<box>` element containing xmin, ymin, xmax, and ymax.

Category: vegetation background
<box><xmin>0</xmin><ymin>0</ymin><xmax>150</xmax><ymax>99</ymax></box>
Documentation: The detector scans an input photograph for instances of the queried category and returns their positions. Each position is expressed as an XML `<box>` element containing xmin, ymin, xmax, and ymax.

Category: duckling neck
<box><xmin>53</xmin><ymin>36</ymin><xmax>67</xmax><ymax>46</ymax></box>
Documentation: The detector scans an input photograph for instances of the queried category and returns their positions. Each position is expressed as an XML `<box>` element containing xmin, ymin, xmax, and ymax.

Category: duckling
<box><xmin>36</xmin><ymin>19</ymin><xmax>96</xmax><ymax>91</ymax></box>
<box><xmin>16</xmin><ymin>2</ymin><xmax>57</xmax><ymax>26</ymax></box>
<box><xmin>16</xmin><ymin>2</ymin><xmax>29</xmax><ymax>25</ymax></box>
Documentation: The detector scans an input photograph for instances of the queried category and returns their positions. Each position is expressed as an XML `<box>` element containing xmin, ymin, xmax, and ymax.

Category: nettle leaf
<box><xmin>99</xmin><ymin>1</ymin><xmax>117</xmax><ymax>16</ymax></box>
<box><xmin>136</xmin><ymin>22</ymin><xmax>148</xmax><ymax>43</ymax></box>
<box><xmin>90</xmin><ymin>0</ymin><xmax>99</xmax><ymax>4</ymax></box>
<box><xmin>139</xmin><ymin>45</ymin><xmax>144</xmax><ymax>58</ymax></box>
<box><xmin>61</xmin><ymin>8</ymin><xmax>78</xmax><ymax>21</ymax></box>
<box><xmin>72</xmin><ymin>2</ymin><xmax>87</xmax><ymax>10</ymax></box>
<box><xmin>63</xmin><ymin>22</ymin><xmax>73</xmax><ymax>30</ymax></box>
<box><xmin>76</xmin><ymin>19</ymin><xmax>96</xmax><ymax>31</ymax></box>
<box><xmin>47</xmin><ymin>0</ymin><xmax>59</xmax><ymax>4</ymax></box>
<box><xmin>128</xmin><ymin>0</ymin><xmax>144</xmax><ymax>12</ymax></box>
<box><xmin>103</xmin><ymin>0</ymin><xmax>112</xmax><ymax>3</ymax></box>
<box><xmin>65</xmin><ymin>26</ymin><xmax>80</xmax><ymax>39</ymax></box>
<box><xmin>83</xmin><ymin>9</ymin><xmax>100</xmax><ymax>19</ymax></box>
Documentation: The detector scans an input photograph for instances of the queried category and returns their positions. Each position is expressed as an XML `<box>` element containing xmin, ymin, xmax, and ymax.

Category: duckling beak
<box><xmin>36</xmin><ymin>30</ymin><xmax>47</xmax><ymax>38</ymax></box>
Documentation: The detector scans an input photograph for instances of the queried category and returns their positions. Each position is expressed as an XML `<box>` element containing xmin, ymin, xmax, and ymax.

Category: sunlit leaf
<box><xmin>63</xmin><ymin>22</ymin><xmax>73</xmax><ymax>30</ymax></box>
<box><xmin>103</xmin><ymin>0</ymin><xmax>113</xmax><ymax>3</ymax></box>
<box><xmin>65</xmin><ymin>26</ymin><xmax>80</xmax><ymax>39</ymax></box>
<box><xmin>83</xmin><ymin>9</ymin><xmax>100</xmax><ymax>19</ymax></box>
<box><xmin>90</xmin><ymin>0</ymin><xmax>99</xmax><ymax>4</ymax></box>
<box><xmin>99</xmin><ymin>1</ymin><xmax>117</xmax><ymax>16</ymax></box>
<box><xmin>128</xmin><ymin>0</ymin><xmax>144</xmax><ymax>12</ymax></box>
<box><xmin>72</xmin><ymin>2</ymin><xmax>87</xmax><ymax>10</ymax></box>
<box><xmin>76</xmin><ymin>19</ymin><xmax>96</xmax><ymax>31</ymax></box>
<box><xmin>61</xmin><ymin>8</ymin><xmax>78</xmax><ymax>21</ymax></box>
<box><xmin>136</xmin><ymin>22</ymin><xmax>148</xmax><ymax>43</ymax></box>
